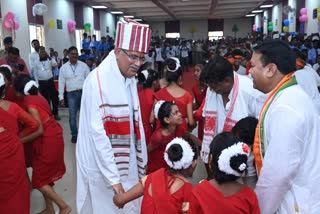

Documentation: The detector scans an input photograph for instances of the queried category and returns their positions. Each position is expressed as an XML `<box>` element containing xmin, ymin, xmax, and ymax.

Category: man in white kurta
<box><xmin>76</xmin><ymin>20</ymin><xmax>151</xmax><ymax>214</ymax></box>
<box><xmin>250</xmin><ymin>39</ymin><xmax>320</xmax><ymax>214</ymax></box>
<box><xmin>200</xmin><ymin>56</ymin><xmax>264</xmax><ymax>164</ymax></box>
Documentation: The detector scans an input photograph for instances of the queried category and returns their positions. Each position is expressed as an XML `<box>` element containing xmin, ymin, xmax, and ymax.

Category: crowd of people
<box><xmin>0</xmin><ymin>17</ymin><xmax>320</xmax><ymax>214</ymax></box>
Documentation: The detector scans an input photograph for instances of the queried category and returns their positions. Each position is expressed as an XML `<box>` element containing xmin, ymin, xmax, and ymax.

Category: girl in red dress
<box><xmin>113</xmin><ymin>137</ymin><xmax>198</xmax><ymax>214</ymax></box>
<box><xmin>0</xmin><ymin>73</ymin><xmax>40</xmax><ymax>214</ymax></box>
<box><xmin>137</xmin><ymin>69</ymin><xmax>159</xmax><ymax>144</ymax></box>
<box><xmin>152</xmin><ymin>57</ymin><xmax>195</xmax><ymax>137</ymax></box>
<box><xmin>191</xmin><ymin>63</ymin><xmax>207</xmax><ymax>141</ymax></box>
<box><xmin>189</xmin><ymin>132</ymin><xmax>260</xmax><ymax>214</ymax></box>
<box><xmin>147</xmin><ymin>100</ymin><xmax>183</xmax><ymax>174</ymax></box>
<box><xmin>14</xmin><ymin>74</ymin><xmax>71</xmax><ymax>214</ymax></box>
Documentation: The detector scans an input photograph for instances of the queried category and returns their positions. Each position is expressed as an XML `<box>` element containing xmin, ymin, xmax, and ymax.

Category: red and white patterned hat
<box><xmin>115</xmin><ymin>18</ymin><xmax>152</xmax><ymax>53</ymax></box>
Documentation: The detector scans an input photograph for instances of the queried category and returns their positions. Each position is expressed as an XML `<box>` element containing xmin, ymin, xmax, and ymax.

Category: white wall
<box><xmin>180</xmin><ymin>19</ymin><xmax>208</xmax><ymax>40</ymax></box>
<box><xmin>305</xmin><ymin>0</ymin><xmax>320</xmax><ymax>34</ymax></box>
<box><xmin>1</xmin><ymin>0</ymin><xmax>31</xmax><ymax>64</ymax></box>
<box><xmin>223</xmin><ymin>18</ymin><xmax>252</xmax><ymax>38</ymax></box>
<box><xmin>288</xmin><ymin>0</ymin><xmax>297</xmax><ymax>32</ymax></box>
<box><xmin>147</xmin><ymin>21</ymin><xmax>165</xmax><ymax>38</ymax></box>
<box><xmin>100</xmin><ymin>11</ymin><xmax>116</xmax><ymax>38</ymax></box>
<box><xmin>272</xmin><ymin>3</ymin><xmax>283</xmax><ymax>33</ymax></box>
<box><xmin>43</xmin><ymin>0</ymin><xmax>76</xmax><ymax>57</ymax></box>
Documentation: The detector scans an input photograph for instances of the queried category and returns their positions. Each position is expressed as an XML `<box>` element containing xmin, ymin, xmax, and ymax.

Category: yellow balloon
<box><xmin>283</xmin><ymin>26</ymin><xmax>289</xmax><ymax>32</ymax></box>
<box><xmin>48</xmin><ymin>19</ymin><xmax>55</xmax><ymax>28</ymax></box>
<box><xmin>318</xmin><ymin>15</ymin><xmax>320</xmax><ymax>21</ymax></box>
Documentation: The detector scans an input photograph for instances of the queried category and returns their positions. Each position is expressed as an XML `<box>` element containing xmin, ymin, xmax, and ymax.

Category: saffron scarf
<box><xmin>253</xmin><ymin>73</ymin><xmax>297</xmax><ymax>175</ymax></box>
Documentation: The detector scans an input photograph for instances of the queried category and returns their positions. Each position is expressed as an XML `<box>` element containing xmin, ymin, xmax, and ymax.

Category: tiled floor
<box><xmin>30</xmin><ymin>108</ymin><xmax>207</xmax><ymax>214</ymax></box>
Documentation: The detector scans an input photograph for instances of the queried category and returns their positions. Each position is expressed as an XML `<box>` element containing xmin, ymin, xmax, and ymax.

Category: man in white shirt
<box><xmin>58</xmin><ymin>46</ymin><xmax>90</xmax><ymax>143</ymax></box>
<box><xmin>76</xmin><ymin>19</ymin><xmax>150</xmax><ymax>214</ymax></box>
<box><xmin>34</xmin><ymin>46</ymin><xmax>60</xmax><ymax>120</ymax></box>
<box><xmin>251</xmin><ymin>39</ymin><xmax>320</xmax><ymax>214</ymax></box>
<box><xmin>29</xmin><ymin>39</ymin><xmax>40</xmax><ymax>79</ymax></box>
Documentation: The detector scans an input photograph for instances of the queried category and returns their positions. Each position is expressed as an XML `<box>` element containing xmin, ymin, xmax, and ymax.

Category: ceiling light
<box><xmin>111</xmin><ymin>11</ymin><xmax>124</xmax><ymax>14</ymax></box>
<box><xmin>92</xmin><ymin>5</ymin><xmax>107</xmax><ymax>9</ymax></box>
<box><xmin>252</xmin><ymin>10</ymin><xmax>263</xmax><ymax>13</ymax></box>
<box><xmin>260</xmin><ymin>4</ymin><xmax>273</xmax><ymax>8</ymax></box>
<box><xmin>245</xmin><ymin>14</ymin><xmax>256</xmax><ymax>17</ymax></box>
<box><xmin>133</xmin><ymin>19</ymin><xmax>143</xmax><ymax>22</ymax></box>
<box><xmin>124</xmin><ymin>15</ymin><xmax>134</xmax><ymax>18</ymax></box>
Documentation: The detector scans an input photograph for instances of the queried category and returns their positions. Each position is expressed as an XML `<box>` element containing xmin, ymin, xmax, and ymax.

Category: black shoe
<box><xmin>71</xmin><ymin>136</ymin><xmax>77</xmax><ymax>144</ymax></box>
<box><xmin>54</xmin><ymin>114</ymin><xmax>61</xmax><ymax>121</ymax></box>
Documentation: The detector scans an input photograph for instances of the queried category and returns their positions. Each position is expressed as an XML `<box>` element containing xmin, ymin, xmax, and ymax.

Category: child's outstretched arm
<box><xmin>113</xmin><ymin>177</ymin><xmax>146</xmax><ymax>208</ymax></box>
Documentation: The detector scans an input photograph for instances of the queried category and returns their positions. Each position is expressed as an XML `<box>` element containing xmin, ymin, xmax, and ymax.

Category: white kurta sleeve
<box><xmin>58</xmin><ymin>66</ymin><xmax>66</xmax><ymax>100</ymax></box>
<box><xmin>84</xmin><ymin>77</ymin><xmax>120</xmax><ymax>186</ymax></box>
<box><xmin>255</xmin><ymin>104</ymin><xmax>304</xmax><ymax>214</ymax></box>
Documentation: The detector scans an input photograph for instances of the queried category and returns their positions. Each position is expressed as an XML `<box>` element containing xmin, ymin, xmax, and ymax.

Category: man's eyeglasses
<box><xmin>122</xmin><ymin>49</ymin><xmax>145</xmax><ymax>63</ymax></box>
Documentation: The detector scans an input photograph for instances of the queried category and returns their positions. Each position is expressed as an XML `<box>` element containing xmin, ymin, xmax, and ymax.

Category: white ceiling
<box><xmin>86</xmin><ymin>0</ymin><xmax>279</xmax><ymax>21</ymax></box>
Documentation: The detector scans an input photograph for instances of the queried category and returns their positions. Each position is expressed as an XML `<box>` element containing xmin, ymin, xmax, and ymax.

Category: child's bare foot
<box><xmin>59</xmin><ymin>205</ymin><xmax>72</xmax><ymax>214</ymax></box>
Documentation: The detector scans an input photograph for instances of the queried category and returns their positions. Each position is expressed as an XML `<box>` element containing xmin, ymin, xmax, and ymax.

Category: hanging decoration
<box><xmin>283</xmin><ymin>19</ymin><xmax>290</xmax><ymax>26</ymax></box>
<box><xmin>48</xmin><ymin>19</ymin><xmax>56</xmax><ymax>28</ymax></box>
<box><xmin>298</xmin><ymin>7</ymin><xmax>308</xmax><ymax>33</ymax></box>
<box><xmin>283</xmin><ymin>26</ymin><xmax>289</xmax><ymax>32</ymax></box>
<box><xmin>67</xmin><ymin>20</ymin><xmax>76</xmax><ymax>33</ymax></box>
<box><xmin>268</xmin><ymin>21</ymin><xmax>273</xmax><ymax>32</ymax></box>
<box><xmin>252</xmin><ymin>24</ymin><xmax>256</xmax><ymax>32</ymax></box>
<box><xmin>32</xmin><ymin>3</ymin><xmax>48</xmax><ymax>16</ymax></box>
<box><xmin>84</xmin><ymin>23</ymin><xmax>91</xmax><ymax>32</ymax></box>
<box><xmin>3</xmin><ymin>12</ymin><xmax>19</xmax><ymax>30</ymax></box>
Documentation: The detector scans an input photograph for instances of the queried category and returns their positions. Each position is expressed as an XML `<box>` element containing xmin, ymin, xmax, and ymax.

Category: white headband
<box><xmin>154</xmin><ymin>100</ymin><xmax>165</xmax><ymax>119</ymax></box>
<box><xmin>0</xmin><ymin>73</ymin><xmax>5</xmax><ymax>88</ymax></box>
<box><xmin>167</xmin><ymin>57</ymin><xmax>181</xmax><ymax>72</ymax></box>
<box><xmin>0</xmin><ymin>64</ymin><xmax>12</xmax><ymax>73</ymax></box>
<box><xmin>141</xmin><ymin>69</ymin><xmax>149</xmax><ymax>80</ymax></box>
<box><xmin>164</xmin><ymin>137</ymin><xmax>195</xmax><ymax>170</ymax></box>
<box><xmin>217</xmin><ymin>142</ymin><xmax>250</xmax><ymax>176</ymax></box>
<box><xmin>24</xmin><ymin>80</ymin><xmax>38</xmax><ymax>95</ymax></box>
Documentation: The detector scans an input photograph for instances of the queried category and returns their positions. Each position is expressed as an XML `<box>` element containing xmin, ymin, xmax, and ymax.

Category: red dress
<box><xmin>155</xmin><ymin>88</ymin><xmax>193</xmax><ymax>136</ymax></box>
<box><xmin>23</xmin><ymin>95</ymin><xmax>66</xmax><ymax>188</ymax></box>
<box><xmin>191</xmin><ymin>83</ymin><xmax>207</xmax><ymax>140</ymax></box>
<box><xmin>147</xmin><ymin>128</ymin><xmax>175</xmax><ymax>174</ymax></box>
<box><xmin>6</xmin><ymin>102</ymin><xmax>40</xmax><ymax>167</ymax></box>
<box><xmin>138</xmin><ymin>87</ymin><xmax>155</xmax><ymax>144</ymax></box>
<box><xmin>188</xmin><ymin>180</ymin><xmax>260</xmax><ymax>214</ymax></box>
<box><xmin>142</xmin><ymin>168</ymin><xmax>193</xmax><ymax>214</ymax></box>
<box><xmin>0</xmin><ymin>107</ymin><xmax>31</xmax><ymax>214</ymax></box>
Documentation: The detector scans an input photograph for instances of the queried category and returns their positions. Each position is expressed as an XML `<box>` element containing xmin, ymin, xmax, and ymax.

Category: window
<box><xmin>208</xmin><ymin>31</ymin><xmax>223</xmax><ymax>40</ymax></box>
<box><xmin>75</xmin><ymin>29</ymin><xmax>85</xmax><ymax>54</ymax></box>
<box><xmin>93</xmin><ymin>30</ymin><xmax>101</xmax><ymax>41</ymax></box>
<box><xmin>166</xmin><ymin>33</ymin><xmax>180</xmax><ymax>38</ymax></box>
<box><xmin>29</xmin><ymin>25</ymin><xmax>45</xmax><ymax>52</ymax></box>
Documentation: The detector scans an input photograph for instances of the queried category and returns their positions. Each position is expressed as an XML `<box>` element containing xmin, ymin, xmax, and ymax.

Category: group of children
<box><xmin>0</xmin><ymin>65</ymin><xmax>71</xmax><ymax>213</ymax></box>
<box><xmin>112</xmin><ymin>56</ymin><xmax>261</xmax><ymax>213</ymax></box>
<box><xmin>113</xmin><ymin>116</ymin><xmax>260</xmax><ymax>213</ymax></box>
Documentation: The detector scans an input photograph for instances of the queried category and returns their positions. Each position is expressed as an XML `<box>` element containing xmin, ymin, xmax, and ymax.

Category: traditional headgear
<box><xmin>164</xmin><ymin>137</ymin><xmax>195</xmax><ymax>170</ymax></box>
<box><xmin>0</xmin><ymin>73</ymin><xmax>5</xmax><ymax>88</ymax></box>
<box><xmin>167</xmin><ymin>57</ymin><xmax>181</xmax><ymax>72</ymax></box>
<box><xmin>24</xmin><ymin>80</ymin><xmax>38</xmax><ymax>95</ymax></box>
<box><xmin>0</xmin><ymin>64</ymin><xmax>12</xmax><ymax>73</ymax></box>
<box><xmin>115</xmin><ymin>18</ymin><xmax>152</xmax><ymax>53</ymax></box>
<box><xmin>217</xmin><ymin>142</ymin><xmax>250</xmax><ymax>176</ymax></box>
<box><xmin>154</xmin><ymin>100</ymin><xmax>165</xmax><ymax>119</ymax></box>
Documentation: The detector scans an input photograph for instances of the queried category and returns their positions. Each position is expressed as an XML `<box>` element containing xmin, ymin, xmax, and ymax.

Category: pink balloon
<box><xmin>300</xmin><ymin>8</ymin><xmax>307</xmax><ymax>15</ymax></box>
<box><xmin>5</xmin><ymin>12</ymin><xmax>14</xmax><ymax>19</ymax></box>
<box><xmin>301</xmin><ymin>14</ymin><xmax>308</xmax><ymax>22</ymax></box>
<box><xmin>67</xmin><ymin>20</ymin><xmax>76</xmax><ymax>33</ymax></box>
<box><xmin>299</xmin><ymin>16</ymin><xmax>304</xmax><ymax>22</ymax></box>
<box><xmin>13</xmin><ymin>20</ymin><xmax>19</xmax><ymax>30</ymax></box>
